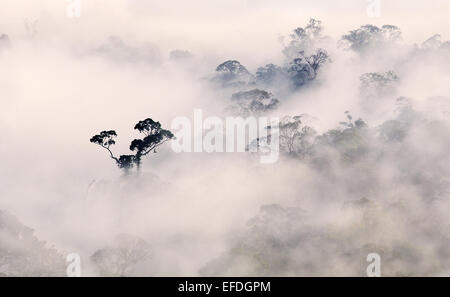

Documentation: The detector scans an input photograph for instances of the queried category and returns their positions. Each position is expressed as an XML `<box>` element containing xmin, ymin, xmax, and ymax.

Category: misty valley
<box><xmin>0</xmin><ymin>1</ymin><xmax>449</xmax><ymax>278</ymax></box>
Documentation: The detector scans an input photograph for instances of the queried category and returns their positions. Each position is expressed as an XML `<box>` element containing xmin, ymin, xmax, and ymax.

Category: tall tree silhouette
<box><xmin>90</xmin><ymin>118</ymin><xmax>174</xmax><ymax>174</ymax></box>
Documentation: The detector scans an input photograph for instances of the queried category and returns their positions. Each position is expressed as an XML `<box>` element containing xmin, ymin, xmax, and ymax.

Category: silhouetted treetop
<box><xmin>131</xmin><ymin>118</ymin><xmax>174</xmax><ymax>155</ymax></box>
<box><xmin>228</xmin><ymin>89</ymin><xmax>279</xmax><ymax>116</ymax></box>
<box><xmin>90</xmin><ymin>118</ymin><xmax>174</xmax><ymax>174</ymax></box>
<box><xmin>282</xmin><ymin>18</ymin><xmax>325</xmax><ymax>59</ymax></box>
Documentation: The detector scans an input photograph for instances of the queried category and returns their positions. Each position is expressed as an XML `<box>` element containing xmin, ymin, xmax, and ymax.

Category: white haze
<box><xmin>0</xmin><ymin>0</ymin><xmax>449</xmax><ymax>276</ymax></box>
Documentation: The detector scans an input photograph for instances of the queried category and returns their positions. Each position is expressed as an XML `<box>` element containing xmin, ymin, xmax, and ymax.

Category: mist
<box><xmin>0</xmin><ymin>0</ymin><xmax>449</xmax><ymax>276</ymax></box>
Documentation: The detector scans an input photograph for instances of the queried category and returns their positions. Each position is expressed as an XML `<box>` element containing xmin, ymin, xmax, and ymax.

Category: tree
<box><xmin>24</xmin><ymin>18</ymin><xmax>38</xmax><ymax>40</ymax></box>
<box><xmin>91</xmin><ymin>234</ymin><xmax>151</xmax><ymax>277</ymax></box>
<box><xmin>339</xmin><ymin>24</ymin><xmax>402</xmax><ymax>52</ymax></box>
<box><xmin>216</xmin><ymin>60</ymin><xmax>252</xmax><ymax>77</ymax></box>
<box><xmin>0</xmin><ymin>34</ymin><xmax>10</xmax><ymax>50</ymax></box>
<box><xmin>287</xmin><ymin>49</ymin><xmax>329</xmax><ymax>88</ymax></box>
<box><xmin>89</xmin><ymin>130</ymin><xmax>134</xmax><ymax>172</ymax></box>
<box><xmin>359</xmin><ymin>71</ymin><xmax>399</xmax><ymax>99</ymax></box>
<box><xmin>247</xmin><ymin>115</ymin><xmax>316</xmax><ymax>158</ymax></box>
<box><xmin>278</xmin><ymin>115</ymin><xmax>316</xmax><ymax>157</ymax></box>
<box><xmin>0</xmin><ymin>210</ymin><xmax>66</xmax><ymax>276</ymax></box>
<box><xmin>315</xmin><ymin>112</ymin><xmax>370</xmax><ymax>162</ymax></box>
<box><xmin>256</xmin><ymin>64</ymin><xmax>289</xmax><ymax>86</ymax></box>
<box><xmin>377</xmin><ymin>97</ymin><xmax>418</xmax><ymax>143</ymax></box>
<box><xmin>130</xmin><ymin>118</ymin><xmax>175</xmax><ymax>171</ymax></box>
<box><xmin>200</xmin><ymin>204</ymin><xmax>305</xmax><ymax>276</ymax></box>
<box><xmin>90</xmin><ymin>118</ymin><xmax>174</xmax><ymax>174</ymax></box>
<box><xmin>421</xmin><ymin>34</ymin><xmax>443</xmax><ymax>50</ymax></box>
<box><xmin>420</xmin><ymin>34</ymin><xmax>450</xmax><ymax>50</ymax></box>
<box><xmin>95</xmin><ymin>36</ymin><xmax>161</xmax><ymax>65</ymax></box>
<box><xmin>213</xmin><ymin>60</ymin><xmax>255</xmax><ymax>87</ymax></box>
